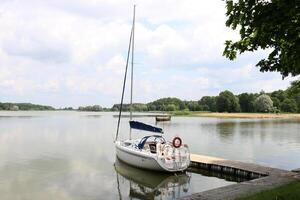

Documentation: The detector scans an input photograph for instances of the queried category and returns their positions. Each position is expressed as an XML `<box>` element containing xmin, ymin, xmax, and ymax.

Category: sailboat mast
<box><xmin>129</xmin><ymin>5</ymin><xmax>136</xmax><ymax>140</ymax></box>
<box><xmin>115</xmin><ymin>6</ymin><xmax>135</xmax><ymax>142</ymax></box>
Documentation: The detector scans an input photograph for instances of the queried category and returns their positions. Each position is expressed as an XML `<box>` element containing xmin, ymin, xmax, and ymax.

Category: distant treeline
<box><xmin>1</xmin><ymin>80</ymin><xmax>299</xmax><ymax>113</ymax></box>
<box><xmin>110</xmin><ymin>80</ymin><xmax>300</xmax><ymax>113</ymax></box>
<box><xmin>77</xmin><ymin>105</ymin><xmax>110</xmax><ymax>112</ymax></box>
<box><xmin>0</xmin><ymin>103</ymin><xmax>55</xmax><ymax>111</ymax></box>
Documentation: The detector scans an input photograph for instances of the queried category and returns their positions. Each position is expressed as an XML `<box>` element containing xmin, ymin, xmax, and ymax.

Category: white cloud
<box><xmin>99</xmin><ymin>54</ymin><xmax>126</xmax><ymax>75</ymax></box>
<box><xmin>0</xmin><ymin>0</ymin><xmax>295</xmax><ymax>107</ymax></box>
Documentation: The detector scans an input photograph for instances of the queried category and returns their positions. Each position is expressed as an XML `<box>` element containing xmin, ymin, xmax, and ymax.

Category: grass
<box><xmin>237</xmin><ymin>181</ymin><xmax>300</xmax><ymax>200</ymax></box>
<box><xmin>170</xmin><ymin>110</ymin><xmax>211</xmax><ymax>116</ymax></box>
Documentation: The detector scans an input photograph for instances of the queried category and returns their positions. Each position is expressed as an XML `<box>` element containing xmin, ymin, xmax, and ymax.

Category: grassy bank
<box><xmin>237</xmin><ymin>181</ymin><xmax>300</xmax><ymax>200</ymax></box>
<box><xmin>170</xmin><ymin>111</ymin><xmax>300</xmax><ymax>119</ymax></box>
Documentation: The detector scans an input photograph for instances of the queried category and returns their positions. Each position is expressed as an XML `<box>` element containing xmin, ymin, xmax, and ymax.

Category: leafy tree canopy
<box><xmin>199</xmin><ymin>96</ymin><xmax>217</xmax><ymax>112</ymax></box>
<box><xmin>223</xmin><ymin>0</ymin><xmax>300</xmax><ymax>77</ymax></box>
<box><xmin>216</xmin><ymin>90</ymin><xmax>241</xmax><ymax>112</ymax></box>
<box><xmin>280</xmin><ymin>98</ymin><xmax>298</xmax><ymax>112</ymax></box>
<box><xmin>254</xmin><ymin>94</ymin><xmax>274</xmax><ymax>112</ymax></box>
<box><xmin>238</xmin><ymin>93</ymin><xmax>256</xmax><ymax>112</ymax></box>
<box><xmin>0</xmin><ymin>102</ymin><xmax>54</xmax><ymax>111</ymax></box>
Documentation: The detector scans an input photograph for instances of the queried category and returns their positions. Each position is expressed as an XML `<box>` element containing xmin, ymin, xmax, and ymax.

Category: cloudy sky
<box><xmin>0</xmin><ymin>0</ymin><xmax>296</xmax><ymax>108</ymax></box>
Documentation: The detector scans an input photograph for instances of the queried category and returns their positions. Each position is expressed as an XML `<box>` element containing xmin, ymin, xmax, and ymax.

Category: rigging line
<box><xmin>115</xmin><ymin>6</ymin><xmax>135</xmax><ymax>142</ymax></box>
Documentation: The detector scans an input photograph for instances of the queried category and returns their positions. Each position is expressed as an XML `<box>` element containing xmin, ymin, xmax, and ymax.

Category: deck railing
<box><xmin>157</xmin><ymin>143</ymin><xmax>190</xmax><ymax>170</ymax></box>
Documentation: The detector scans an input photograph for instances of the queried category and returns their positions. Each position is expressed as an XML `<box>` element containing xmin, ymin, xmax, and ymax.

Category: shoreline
<box><xmin>1</xmin><ymin>110</ymin><xmax>300</xmax><ymax>120</ymax></box>
<box><xmin>173</xmin><ymin>111</ymin><xmax>300</xmax><ymax>120</ymax></box>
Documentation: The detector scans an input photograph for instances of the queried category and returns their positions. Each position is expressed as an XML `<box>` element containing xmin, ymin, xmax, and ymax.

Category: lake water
<box><xmin>0</xmin><ymin>111</ymin><xmax>299</xmax><ymax>200</ymax></box>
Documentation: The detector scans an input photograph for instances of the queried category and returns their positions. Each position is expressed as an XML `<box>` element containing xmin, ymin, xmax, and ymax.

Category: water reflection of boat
<box><xmin>114</xmin><ymin>158</ymin><xmax>191</xmax><ymax>200</ymax></box>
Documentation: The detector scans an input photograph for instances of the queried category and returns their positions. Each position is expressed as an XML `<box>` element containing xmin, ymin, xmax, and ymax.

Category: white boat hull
<box><xmin>115</xmin><ymin>140</ymin><xmax>190</xmax><ymax>172</ymax></box>
<box><xmin>116</xmin><ymin>142</ymin><xmax>164</xmax><ymax>171</ymax></box>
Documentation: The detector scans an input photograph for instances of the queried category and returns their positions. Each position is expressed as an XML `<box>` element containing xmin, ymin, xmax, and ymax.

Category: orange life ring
<box><xmin>172</xmin><ymin>137</ymin><xmax>182</xmax><ymax>148</ymax></box>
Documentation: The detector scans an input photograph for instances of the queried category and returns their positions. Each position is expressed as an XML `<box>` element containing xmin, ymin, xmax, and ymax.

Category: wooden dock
<box><xmin>180</xmin><ymin>154</ymin><xmax>300</xmax><ymax>200</ymax></box>
<box><xmin>190</xmin><ymin>154</ymin><xmax>271</xmax><ymax>179</ymax></box>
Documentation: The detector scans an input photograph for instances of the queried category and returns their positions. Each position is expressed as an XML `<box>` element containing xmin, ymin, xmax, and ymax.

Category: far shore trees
<box><xmin>216</xmin><ymin>90</ymin><xmax>240</xmax><ymax>113</ymax></box>
<box><xmin>1</xmin><ymin>82</ymin><xmax>299</xmax><ymax>113</ymax></box>
<box><xmin>0</xmin><ymin>102</ymin><xmax>54</xmax><ymax>111</ymax></box>
<box><xmin>199</xmin><ymin>96</ymin><xmax>217</xmax><ymax>112</ymax></box>
<box><xmin>78</xmin><ymin>105</ymin><xmax>103</xmax><ymax>112</ymax></box>
<box><xmin>286</xmin><ymin>80</ymin><xmax>300</xmax><ymax>112</ymax></box>
<box><xmin>280</xmin><ymin>99</ymin><xmax>298</xmax><ymax>113</ymax></box>
<box><xmin>238</xmin><ymin>93</ymin><xmax>255</xmax><ymax>112</ymax></box>
<box><xmin>254</xmin><ymin>94</ymin><xmax>274</xmax><ymax>113</ymax></box>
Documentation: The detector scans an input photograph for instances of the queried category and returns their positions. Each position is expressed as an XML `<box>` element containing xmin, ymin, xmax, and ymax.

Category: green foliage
<box><xmin>147</xmin><ymin>97</ymin><xmax>182</xmax><ymax>111</ymax></box>
<box><xmin>0</xmin><ymin>102</ymin><xmax>54</xmax><ymax>111</ymax></box>
<box><xmin>133</xmin><ymin>104</ymin><xmax>148</xmax><ymax>112</ymax></box>
<box><xmin>287</xmin><ymin>80</ymin><xmax>300</xmax><ymax>95</ymax></box>
<box><xmin>237</xmin><ymin>181</ymin><xmax>300</xmax><ymax>200</ymax></box>
<box><xmin>280</xmin><ymin>98</ymin><xmax>298</xmax><ymax>113</ymax></box>
<box><xmin>166</xmin><ymin>104</ymin><xmax>177</xmax><ymax>111</ymax></box>
<box><xmin>78</xmin><ymin>105</ymin><xmax>103</xmax><ymax>112</ymax></box>
<box><xmin>254</xmin><ymin>94</ymin><xmax>274</xmax><ymax>113</ymax></box>
<box><xmin>216</xmin><ymin>90</ymin><xmax>241</xmax><ymax>112</ymax></box>
<box><xmin>199</xmin><ymin>96</ymin><xmax>217</xmax><ymax>111</ymax></box>
<box><xmin>286</xmin><ymin>80</ymin><xmax>300</xmax><ymax>112</ymax></box>
<box><xmin>270</xmin><ymin>90</ymin><xmax>287</xmax><ymax>102</ymax></box>
<box><xmin>271</xmin><ymin>97</ymin><xmax>281</xmax><ymax>110</ymax></box>
<box><xmin>238</xmin><ymin>93</ymin><xmax>255</xmax><ymax>112</ymax></box>
<box><xmin>223</xmin><ymin>0</ymin><xmax>300</xmax><ymax>77</ymax></box>
<box><xmin>185</xmin><ymin>101</ymin><xmax>201</xmax><ymax>111</ymax></box>
<box><xmin>111</xmin><ymin>103</ymin><xmax>148</xmax><ymax>112</ymax></box>
<box><xmin>1</xmin><ymin>81</ymin><xmax>299</xmax><ymax>113</ymax></box>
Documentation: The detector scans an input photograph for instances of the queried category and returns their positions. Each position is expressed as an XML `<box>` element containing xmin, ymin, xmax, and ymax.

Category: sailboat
<box><xmin>114</xmin><ymin>5</ymin><xmax>190</xmax><ymax>172</ymax></box>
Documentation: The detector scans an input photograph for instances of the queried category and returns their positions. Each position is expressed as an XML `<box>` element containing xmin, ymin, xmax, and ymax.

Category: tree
<box><xmin>238</xmin><ymin>93</ymin><xmax>255</xmax><ymax>112</ymax></box>
<box><xmin>147</xmin><ymin>104</ymin><xmax>156</xmax><ymax>111</ymax></box>
<box><xmin>254</xmin><ymin>94</ymin><xmax>273</xmax><ymax>112</ymax></box>
<box><xmin>166</xmin><ymin>104</ymin><xmax>177</xmax><ymax>111</ymax></box>
<box><xmin>280</xmin><ymin>98</ymin><xmax>298</xmax><ymax>113</ymax></box>
<box><xmin>223</xmin><ymin>0</ymin><xmax>300</xmax><ymax>77</ymax></box>
<box><xmin>270</xmin><ymin>97</ymin><xmax>281</xmax><ymax>111</ymax></box>
<box><xmin>186</xmin><ymin>101</ymin><xmax>201</xmax><ymax>111</ymax></box>
<box><xmin>286</xmin><ymin>80</ymin><xmax>300</xmax><ymax>112</ymax></box>
<box><xmin>270</xmin><ymin>90</ymin><xmax>287</xmax><ymax>102</ymax></box>
<box><xmin>0</xmin><ymin>102</ymin><xmax>54</xmax><ymax>111</ymax></box>
<box><xmin>270</xmin><ymin>89</ymin><xmax>287</xmax><ymax>111</ymax></box>
<box><xmin>216</xmin><ymin>90</ymin><xmax>240</xmax><ymax>112</ymax></box>
<box><xmin>199</xmin><ymin>96</ymin><xmax>217</xmax><ymax>112</ymax></box>
<box><xmin>147</xmin><ymin>97</ymin><xmax>181</xmax><ymax>111</ymax></box>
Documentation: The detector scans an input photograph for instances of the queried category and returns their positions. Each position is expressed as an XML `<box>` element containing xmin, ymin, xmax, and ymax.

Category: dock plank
<box><xmin>181</xmin><ymin>153</ymin><xmax>300</xmax><ymax>200</ymax></box>
<box><xmin>190</xmin><ymin>154</ymin><xmax>225</xmax><ymax>163</ymax></box>
<box><xmin>190</xmin><ymin>153</ymin><xmax>289</xmax><ymax>176</ymax></box>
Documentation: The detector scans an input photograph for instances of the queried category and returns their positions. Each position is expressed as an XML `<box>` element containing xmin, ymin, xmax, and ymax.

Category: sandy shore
<box><xmin>191</xmin><ymin>112</ymin><xmax>300</xmax><ymax>119</ymax></box>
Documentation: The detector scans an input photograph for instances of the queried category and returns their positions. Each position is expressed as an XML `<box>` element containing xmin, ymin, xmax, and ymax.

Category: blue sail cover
<box><xmin>129</xmin><ymin>121</ymin><xmax>163</xmax><ymax>134</ymax></box>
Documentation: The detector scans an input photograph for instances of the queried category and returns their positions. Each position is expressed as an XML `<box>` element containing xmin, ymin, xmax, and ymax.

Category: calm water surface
<box><xmin>0</xmin><ymin>111</ymin><xmax>299</xmax><ymax>199</ymax></box>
